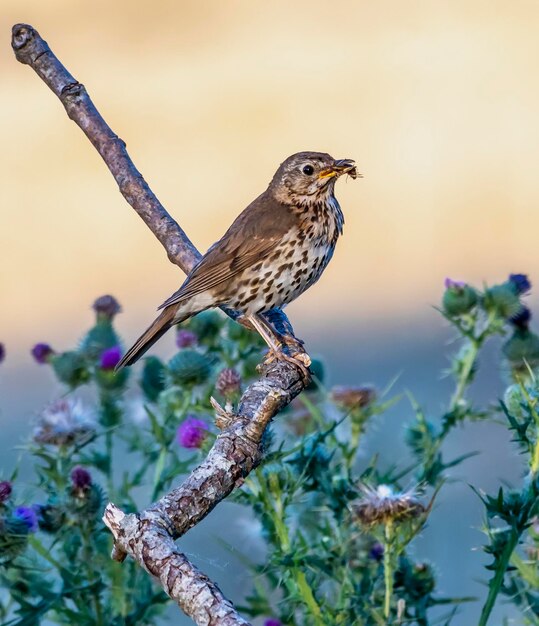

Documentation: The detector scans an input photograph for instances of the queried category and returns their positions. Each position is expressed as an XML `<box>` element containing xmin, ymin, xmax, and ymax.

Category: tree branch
<box><xmin>12</xmin><ymin>23</ymin><xmax>309</xmax><ymax>625</ymax></box>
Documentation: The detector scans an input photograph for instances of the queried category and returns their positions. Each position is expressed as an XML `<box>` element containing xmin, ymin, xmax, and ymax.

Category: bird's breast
<box><xmin>222</xmin><ymin>196</ymin><xmax>344</xmax><ymax>315</ymax></box>
<box><xmin>226</xmin><ymin>224</ymin><xmax>337</xmax><ymax>315</ymax></box>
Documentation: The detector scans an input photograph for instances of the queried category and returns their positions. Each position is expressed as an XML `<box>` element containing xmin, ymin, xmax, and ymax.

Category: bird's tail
<box><xmin>116</xmin><ymin>306</ymin><xmax>187</xmax><ymax>370</ymax></box>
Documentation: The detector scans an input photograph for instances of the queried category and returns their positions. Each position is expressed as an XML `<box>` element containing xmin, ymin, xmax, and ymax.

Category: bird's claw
<box><xmin>261</xmin><ymin>347</ymin><xmax>311</xmax><ymax>383</ymax></box>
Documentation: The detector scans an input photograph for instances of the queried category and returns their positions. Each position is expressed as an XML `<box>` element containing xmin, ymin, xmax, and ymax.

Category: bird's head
<box><xmin>269</xmin><ymin>151</ymin><xmax>358</xmax><ymax>206</ymax></box>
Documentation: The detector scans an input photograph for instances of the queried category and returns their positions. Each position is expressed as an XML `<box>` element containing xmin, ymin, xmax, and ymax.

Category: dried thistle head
<box><xmin>352</xmin><ymin>484</ymin><xmax>425</xmax><ymax>526</ymax></box>
<box><xmin>331</xmin><ymin>385</ymin><xmax>376</xmax><ymax>411</ymax></box>
<box><xmin>32</xmin><ymin>398</ymin><xmax>95</xmax><ymax>446</ymax></box>
<box><xmin>215</xmin><ymin>367</ymin><xmax>241</xmax><ymax>398</ymax></box>
<box><xmin>288</xmin><ymin>405</ymin><xmax>313</xmax><ymax>436</ymax></box>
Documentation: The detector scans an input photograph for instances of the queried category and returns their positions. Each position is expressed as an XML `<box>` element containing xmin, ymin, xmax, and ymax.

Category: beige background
<box><xmin>1</xmin><ymin>2</ymin><xmax>537</xmax><ymax>624</ymax></box>
<box><xmin>3</xmin><ymin>1</ymin><xmax>539</xmax><ymax>357</ymax></box>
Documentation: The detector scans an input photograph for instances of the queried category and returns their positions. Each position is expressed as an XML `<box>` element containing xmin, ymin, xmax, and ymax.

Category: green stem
<box><xmin>294</xmin><ymin>569</ymin><xmax>325</xmax><ymax>626</ymax></box>
<box><xmin>263</xmin><ymin>474</ymin><xmax>323</xmax><ymax>625</ymax></box>
<box><xmin>531</xmin><ymin>436</ymin><xmax>539</xmax><ymax>477</ymax></box>
<box><xmin>383</xmin><ymin>521</ymin><xmax>395</xmax><ymax>621</ymax></box>
<box><xmin>81</xmin><ymin>524</ymin><xmax>104</xmax><ymax>626</ymax></box>
<box><xmin>519</xmin><ymin>385</ymin><xmax>539</xmax><ymax>476</ymax></box>
<box><xmin>478</xmin><ymin>528</ymin><xmax>519</xmax><ymax>626</ymax></box>
<box><xmin>449</xmin><ymin>338</ymin><xmax>480</xmax><ymax>413</ymax></box>
<box><xmin>151</xmin><ymin>447</ymin><xmax>168</xmax><ymax>501</ymax></box>
<box><xmin>105</xmin><ymin>429</ymin><xmax>114</xmax><ymax>498</ymax></box>
<box><xmin>448</xmin><ymin>309</ymin><xmax>497</xmax><ymax>415</ymax></box>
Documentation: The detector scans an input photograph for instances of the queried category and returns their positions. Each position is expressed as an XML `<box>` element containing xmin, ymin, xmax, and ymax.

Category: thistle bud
<box><xmin>368</xmin><ymin>541</ymin><xmax>384</xmax><ymax>562</ymax></box>
<box><xmin>176</xmin><ymin>329</ymin><xmax>197</xmax><ymax>349</ymax></box>
<box><xmin>0</xmin><ymin>517</ymin><xmax>31</xmax><ymax>561</ymax></box>
<box><xmin>186</xmin><ymin>311</ymin><xmax>222</xmax><ymax>344</ymax></box>
<box><xmin>92</xmin><ymin>295</ymin><xmax>121</xmax><ymax>320</ymax></box>
<box><xmin>396</xmin><ymin>560</ymin><xmax>436</xmax><ymax>599</ymax></box>
<box><xmin>34</xmin><ymin>503</ymin><xmax>66</xmax><ymax>534</ymax></box>
<box><xmin>168</xmin><ymin>350</ymin><xmax>213</xmax><ymax>386</ymax></box>
<box><xmin>51</xmin><ymin>351</ymin><xmax>90</xmax><ymax>388</ymax></box>
<box><xmin>442</xmin><ymin>279</ymin><xmax>478</xmax><ymax>317</ymax></box>
<box><xmin>71</xmin><ymin>466</ymin><xmax>92</xmax><ymax>491</ymax></box>
<box><xmin>215</xmin><ymin>367</ymin><xmax>241</xmax><ymax>398</ymax></box>
<box><xmin>508</xmin><ymin>273</ymin><xmax>531</xmax><ymax>295</ymax></box>
<box><xmin>31</xmin><ymin>343</ymin><xmax>55</xmax><ymax>364</ymax></box>
<box><xmin>69</xmin><ymin>483</ymin><xmax>104</xmax><ymax>518</ymax></box>
<box><xmin>484</xmin><ymin>283</ymin><xmax>522</xmax><ymax>319</ymax></box>
<box><xmin>503</xmin><ymin>384</ymin><xmax>525</xmax><ymax>420</ymax></box>
<box><xmin>81</xmin><ymin>306</ymin><xmax>122</xmax><ymax>359</ymax></box>
<box><xmin>264</xmin><ymin>620</ymin><xmax>283</xmax><ymax>626</ymax></box>
<box><xmin>0</xmin><ymin>481</ymin><xmax>12</xmax><ymax>504</ymax></box>
<box><xmin>140</xmin><ymin>356</ymin><xmax>166</xmax><ymax>402</ymax></box>
<box><xmin>502</xmin><ymin>328</ymin><xmax>539</xmax><ymax>371</ymax></box>
<box><xmin>510</xmin><ymin>306</ymin><xmax>532</xmax><ymax>330</ymax></box>
<box><xmin>405</xmin><ymin>420</ymin><xmax>437</xmax><ymax>457</ymax></box>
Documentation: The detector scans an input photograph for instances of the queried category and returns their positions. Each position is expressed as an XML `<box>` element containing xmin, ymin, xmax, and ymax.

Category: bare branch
<box><xmin>12</xmin><ymin>23</ymin><xmax>309</xmax><ymax>625</ymax></box>
<box><xmin>103</xmin><ymin>505</ymin><xmax>251</xmax><ymax>626</ymax></box>
<box><xmin>11</xmin><ymin>23</ymin><xmax>199</xmax><ymax>271</ymax></box>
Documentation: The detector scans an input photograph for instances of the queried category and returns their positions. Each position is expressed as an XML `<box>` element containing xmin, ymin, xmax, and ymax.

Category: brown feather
<box><xmin>115</xmin><ymin>306</ymin><xmax>180</xmax><ymax>370</ymax></box>
<box><xmin>158</xmin><ymin>191</ymin><xmax>297</xmax><ymax>310</ymax></box>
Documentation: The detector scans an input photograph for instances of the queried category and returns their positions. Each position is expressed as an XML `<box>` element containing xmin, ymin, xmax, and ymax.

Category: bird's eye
<box><xmin>302</xmin><ymin>164</ymin><xmax>314</xmax><ymax>176</ymax></box>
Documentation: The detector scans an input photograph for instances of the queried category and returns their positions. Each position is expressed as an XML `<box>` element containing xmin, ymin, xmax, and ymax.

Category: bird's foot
<box><xmin>279</xmin><ymin>332</ymin><xmax>306</xmax><ymax>353</ymax></box>
<box><xmin>261</xmin><ymin>346</ymin><xmax>311</xmax><ymax>382</ymax></box>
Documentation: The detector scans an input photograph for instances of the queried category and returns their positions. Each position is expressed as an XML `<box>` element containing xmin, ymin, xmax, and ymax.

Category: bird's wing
<box><xmin>157</xmin><ymin>193</ymin><xmax>295</xmax><ymax>310</ymax></box>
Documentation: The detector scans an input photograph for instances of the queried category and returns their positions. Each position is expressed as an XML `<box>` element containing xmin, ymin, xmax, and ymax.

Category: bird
<box><xmin>116</xmin><ymin>151</ymin><xmax>358</xmax><ymax>374</ymax></box>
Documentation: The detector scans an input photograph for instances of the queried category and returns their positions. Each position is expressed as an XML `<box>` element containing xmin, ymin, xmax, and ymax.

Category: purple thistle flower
<box><xmin>31</xmin><ymin>343</ymin><xmax>54</xmax><ymax>364</ymax></box>
<box><xmin>99</xmin><ymin>346</ymin><xmax>122</xmax><ymax>370</ymax></box>
<box><xmin>176</xmin><ymin>416</ymin><xmax>208</xmax><ymax>449</ymax></box>
<box><xmin>14</xmin><ymin>506</ymin><xmax>38</xmax><ymax>533</ymax></box>
<box><xmin>0</xmin><ymin>481</ymin><xmax>12</xmax><ymax>503</ymax></box>
<box><xmin>0</xmin><ymin>343</ymin><xmax>5</xmax><ymax>364</ymax></box>
<box><xmin>368</xmin><ymin>541</ymin><xmax>384</xmax><ymax>562</ymax></box>
<box><xmin>264</xmin><ymin>620</ymin><xmax>283</xmax><ymax>626</ymax></box>
<box><xmin>92</xmin><ymin>295</ymin><xmax>121</xmax><ymax>319</ymax></box>
<box><xmin>444</xmin><ymin>277</ymin><xmax>466</xmax><ymax>291</ymax></box>
<box><xmin>509</xmin><ymin>273</ymin><xmax>531</xmax><ymax>295</ymax></box>
<box><xmin>71</xmin><ymin>466</ymin><xmax>92</xmax><ymax>490</ymax></box>
<box><xmin>176</xmin><ymin>329</ymin><xmax>197</xmax><ymax>349</ymax></box>
<box><xmin>510</xmin><ymin>306</ymin><xmax>532</xmax><ymax>329</ymax></box>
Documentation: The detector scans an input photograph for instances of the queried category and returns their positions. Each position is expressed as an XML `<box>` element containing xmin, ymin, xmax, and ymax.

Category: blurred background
<box><xmin>2</xmin><ymin>1</ymin><xmax>539</xmax><ymax>623</ymax></box>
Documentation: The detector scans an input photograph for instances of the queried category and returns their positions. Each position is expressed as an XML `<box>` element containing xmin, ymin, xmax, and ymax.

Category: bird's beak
<box><xmin>318</xmin><ymin>158</ymin><xmax>358</xmax><ymax>179</ymax></box>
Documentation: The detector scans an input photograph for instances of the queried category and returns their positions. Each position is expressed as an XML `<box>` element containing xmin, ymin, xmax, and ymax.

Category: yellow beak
<box><xmin>318</xmin><ymin>158</ymin><xmax>357</xmax><ymax>179</ymax></box>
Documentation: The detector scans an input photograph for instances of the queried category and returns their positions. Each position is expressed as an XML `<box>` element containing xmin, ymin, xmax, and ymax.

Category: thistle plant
<box><xmin>0</xmin><ymin>275</ymin><xmax>538</xmax><ymax>625</ymax></box>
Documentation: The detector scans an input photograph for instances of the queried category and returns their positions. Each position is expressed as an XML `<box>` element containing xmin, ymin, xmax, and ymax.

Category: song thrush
<box><xmin>117</xmin><ymin>152</ymin><xmax>357</xmax><ymax>374</ymax></box>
